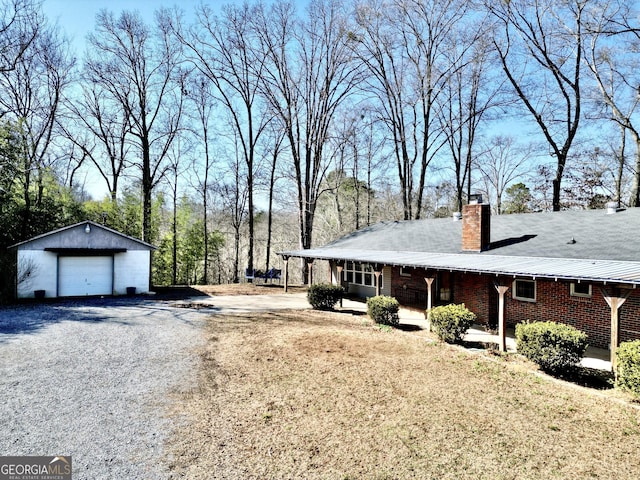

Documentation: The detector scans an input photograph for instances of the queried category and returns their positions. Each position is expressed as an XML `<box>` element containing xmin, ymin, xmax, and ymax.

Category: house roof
<box><xmin>280</xmin><ymin>208</ymin><xmax>640</xmax><ymax>285</ymax></box>
<box><xmin>9</xmin><ymin>220</ymin><xmax>156</xmax><ymax>251</ymax></box>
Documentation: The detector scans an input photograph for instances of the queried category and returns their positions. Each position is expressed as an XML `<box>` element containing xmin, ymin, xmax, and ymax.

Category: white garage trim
<box><xmin>58</xmin><ymin>256</ymin><xmax>114</xmax><ymax>297</ymax></box>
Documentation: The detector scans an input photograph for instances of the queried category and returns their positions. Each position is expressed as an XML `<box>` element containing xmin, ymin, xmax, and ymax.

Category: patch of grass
<box><xmin>167</xmin><ymin>310</ymin><xmax>640</xmax><ymax>480</ymax></box>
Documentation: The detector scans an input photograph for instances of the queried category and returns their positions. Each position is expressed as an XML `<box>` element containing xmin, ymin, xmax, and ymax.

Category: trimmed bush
<box><xmin>615</xmin><ymin>340</ymin><xmax>640</xmax><ymax>397</ymax></box>
<box><xmin>429</xmin><ymin>304</ymin><xmax>476</xmax><ymax>344</ymax></box>
<box><xmin>367</xmin><ymin>295</ymin><xmax>400</xmax><ymax>326</ymax></box>
<box><xmin>307</xmin><ymin>283</ymin><xmax>344</xmax><ymax>310</ymax></box>
<box><xmin>515</xmin><ymin>321</ymin><xmax>588</xmax><ymax>373</ymax></box>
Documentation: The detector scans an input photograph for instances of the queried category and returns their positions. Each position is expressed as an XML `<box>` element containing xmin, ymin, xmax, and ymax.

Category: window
<box><xmin>570</xmin><ymin>282</ymin><xmax>592</xmax><ymax>298</ymax></box>
<box><xmin>439</xmin><ymin>288</ymin><xmax>451</xmax><ymax>302</ymax></box>
<box><xmin>513</xmin><ymin>279</ymin><xmax>536</xmax><ymax>302</ymax></box>
<box><xmin>344</xmin><ymin>262</ymin><xmax>382</xmax><ymax>289</ymax></box>
<box><xmin>400</xmin><ymin>266</ymin><xmax>412</xmax><ymax>277</ymax></box>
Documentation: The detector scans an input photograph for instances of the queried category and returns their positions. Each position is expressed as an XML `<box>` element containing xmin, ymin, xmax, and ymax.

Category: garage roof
<box><xmin>9</xmin><ymin>221</ymin><xmax>156</xmax><ymax>251</ymax></box>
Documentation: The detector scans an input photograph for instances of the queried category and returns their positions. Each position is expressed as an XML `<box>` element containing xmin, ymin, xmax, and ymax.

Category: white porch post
<box><xmin>374</xmin><ymin>264</ymin><xmax>382</xmax><ymax>296</ymax></box>
<box><xmin>425</xmin><ymin>277</ymin><xmax>435</xmax><ymax>332</ymax></box>
<box><xmin>336</xmin><ymin>262</ymin><xmax>344</xmax><ymax>307</ymax></box>
<box><xmin>602</xmin><ymin>287</ymin><xmax>632</xmax><ymax>371</ymax></box>
<box><xmin>283</xmin><ymin>257</ymin><xmax>289</xmax><ymax>293</ymax></box>
<box><xmin>307</xmin><ymin>260</ymin><xmax>314</xmax><ymax>287</ymax></box>
<box><xmin>494</xmin><ymin>282</ymin><xmax>510</xmax><ymax>353</ymax></box>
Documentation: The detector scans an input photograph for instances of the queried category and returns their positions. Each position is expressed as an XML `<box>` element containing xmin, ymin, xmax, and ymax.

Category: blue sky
<box><xmin>42</xmin><ymin>0</ymin><xmax>223</xmax><ymax>52</ymax></box>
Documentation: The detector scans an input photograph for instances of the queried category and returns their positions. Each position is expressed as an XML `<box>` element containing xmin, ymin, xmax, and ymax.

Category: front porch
<box><xmin>338</xmin><ymin>296</ymin><xmax>612</xmax><ymax>371</ymax></box>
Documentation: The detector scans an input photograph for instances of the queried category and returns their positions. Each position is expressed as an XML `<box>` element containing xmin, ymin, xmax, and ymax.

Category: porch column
<box><xmin>374</xmin><ymin>264</ymin><xmax>383</xmax><ymax>296</ymax></box>
<box><xmin>494</xmin><ymin>281</ymin><xmax>510</xmax><ymax>353</ymax></box>
<box><xmin>336</xmin><ymin>262</ymin><xmax>344</xmax><ymax>307</ymax></box>
<box><xmin>424</xmin><ymin>277</ymin><xmax>435</xmax><ymax>332</ymax></box>
<box><xmin>283</xmin><ymin>256</ymin><xmax>289</xmax><ymax>293</ymax></box>
<box><xmin>602</xmin><ymin>287</ymin><xmax>632</xmax><ymax>370</ymax></box>
<box><xmin>307</xmin><ymin>259</ymin><xmax>314</xmax><ymax>287</ymax></box>
<box><xmin>328</xmin><ymin>261</ymin><xmax>334</xmax><ymax>285</ymax></box>
<box><xmin>336</xmin><ymin>262</ymin><xmax>344</xmax><ymax>284</ymax></box>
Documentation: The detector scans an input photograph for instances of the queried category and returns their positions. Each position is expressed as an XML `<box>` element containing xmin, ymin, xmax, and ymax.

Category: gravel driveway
<box><xmin>0</xmin><ymin>296</ymin><xmax>212</xmax><ymax>479</ymax></box>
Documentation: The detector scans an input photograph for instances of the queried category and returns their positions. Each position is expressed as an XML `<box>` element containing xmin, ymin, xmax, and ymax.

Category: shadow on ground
<box><xmin>0</xmin><ymin>287</ymin><xmax>208</xmax><ymax>339</ymax></box>
<box><xmin>151</xmin><ymin>286</ymin><xmax>210</xmax><ymax>300</ymax></box>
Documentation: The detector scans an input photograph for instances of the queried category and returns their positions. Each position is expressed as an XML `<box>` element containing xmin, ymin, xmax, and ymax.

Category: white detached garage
<box><xmin>11</xmin><ymin>221</ymin><xmax>156</xmax><ymax>298</ymax></box>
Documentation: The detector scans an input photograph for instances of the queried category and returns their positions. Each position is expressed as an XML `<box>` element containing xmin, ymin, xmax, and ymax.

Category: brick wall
<box><xmin>620</xmin><ymin>290</ymin><xmax>640</xmax><ymax>345</ymax></box>
<box><xmin>503</xmin><ymin>279</ymin><xmax>612</xmax><ymax>348</ymax></box>
<box><xmin>453</xmin><ymin>273</ymin><xmax>496</xmax><ymax>325</ymax></box>
<box><xmin>388</xmin><ymin>266</ymin><xmax>640</xmax><ymax>349</ymax></box>
<box><xmin>390</xmin><ymin>266</ymin><xmax>429</xmax><ymax>308</ymax></box>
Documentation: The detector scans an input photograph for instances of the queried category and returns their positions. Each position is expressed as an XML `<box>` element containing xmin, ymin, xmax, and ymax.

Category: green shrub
<box><xmin>366</xmin><ymin>295</ymin><xmax>400</xmax><ymax>326</ymax></box>
<box><xmin>429</xmin><ymin>304</ymin><xmax>476</xmax><ymax>344</ymax></box>
<box><xmin>515</xmin><ymin>321</ymin><xmax>588</xmax><ymax>373</ymax></box>
<box><xmin>307</xmin><ymin>283</ymin><xmax>344</xmax><ymax>310</ymax></box>
<box><xmin>615</xmin><ymin>340</ymin><xmax>640</xmax><ymax>397</ymax></box>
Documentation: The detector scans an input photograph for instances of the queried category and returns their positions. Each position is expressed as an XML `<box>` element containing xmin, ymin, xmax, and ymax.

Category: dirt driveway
<box><xmin>0</xmin><ymin>293</ymin><xmax>308</xmax><ymax>480</ymax></box>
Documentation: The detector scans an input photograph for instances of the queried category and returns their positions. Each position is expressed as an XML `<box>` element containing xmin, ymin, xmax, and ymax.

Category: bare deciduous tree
<box><xmin>0</xmin><ymin>14</ymin><xmax>73</xmax><ymax>238</ymax></box>
<box><xmin>61</xmin><ymin>81</ymin><xmax>130</xmax><ymax>202</ymax></box>
<box><xmin>584</xmin><ymin>0</ymin><xmax>640</xmax><ymax>206</ymax></box>
<box><xmin>171</xmin><ymin>2</ymin><xmax>269</xmax><ymax>276</ymax></box>
<box><xmin>488</xmin><ymin>0</ymin><xmax>586</xmax><ymax>211</ymax></box>
<box><xmin>477</xmin><ymin>135</ymin><xmax>534</xmax><ymax>214</ymax></box>
<box><xmin>353</xmin><ymin>0</ymin><xmax>471</xmax><ymax>220</ymax></box>
<box><xmin>254</xmin><ymin>0</ymin><xmax>359</xmax><ymax>262</ymax></box>
<box><xmin>187</xmin><ymin>75</ymin><xmax>216</xmax><ymax>284</ymax></box>
<box><xmin>86</xmin><ymin>9</ymin><xmax>185</xmax><ymax>242</ymax></box>
<box><xmin>0</xmin><ymin>0</ymin><xmax>40</xmax><ymax>74</ymax></box>
<box><xmin>439</xmin><ymin>14</ymin><xmax>504</xmax><ymax>213</ymax></box>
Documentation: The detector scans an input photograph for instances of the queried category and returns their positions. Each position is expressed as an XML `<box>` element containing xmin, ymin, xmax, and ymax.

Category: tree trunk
<box><xmin>142</xmin><ymin>136</ymin><xmax>153</xmax><ymax>243</ymax></box>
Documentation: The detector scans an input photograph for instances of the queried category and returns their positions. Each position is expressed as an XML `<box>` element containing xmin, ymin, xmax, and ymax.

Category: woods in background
<box><xmin>1</xmin><ymin>0</ymin><xmax>639</xmax><ymax>298</ymax></box>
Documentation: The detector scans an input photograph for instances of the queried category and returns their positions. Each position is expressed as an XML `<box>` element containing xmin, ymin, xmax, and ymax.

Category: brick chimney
<box><xmin>462</xmin><ymin>200</ymin><xmax>491</xmax><ymax>252</ymax></box>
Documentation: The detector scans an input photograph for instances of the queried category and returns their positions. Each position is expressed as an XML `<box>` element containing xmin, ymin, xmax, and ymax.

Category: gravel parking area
<box><xmin>0</xmin><ymin>297</ymin><xmax>210</xmax><ymax>480</ymax></box>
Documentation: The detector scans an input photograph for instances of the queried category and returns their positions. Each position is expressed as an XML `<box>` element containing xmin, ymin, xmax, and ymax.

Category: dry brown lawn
<box><xmin>167</xmin><ymin>306</ymin><xmax>640</xmax><ymax>479</ymax></box>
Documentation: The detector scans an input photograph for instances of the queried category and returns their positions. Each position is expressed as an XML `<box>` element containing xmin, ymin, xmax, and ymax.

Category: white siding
<box><xmin>17</xmin><ymin>250</ymin><xmax>58</xmax><ymax>298</ymax></box>
<box><xmin>113</xmin><ymin>251</ymin><xmax>151</xmax><ymax>294</ymax></box>
<box><xmin>381</xmin><ymin>266</ymin><xmax>392</xmax><ymax>296</ymax></box>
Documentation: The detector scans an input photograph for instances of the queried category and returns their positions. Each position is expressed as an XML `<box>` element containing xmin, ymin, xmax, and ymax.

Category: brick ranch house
<box><xmin>279</xmin><ymin>202</ymin><xmax>640</xmax><ymax>364</ymax></box>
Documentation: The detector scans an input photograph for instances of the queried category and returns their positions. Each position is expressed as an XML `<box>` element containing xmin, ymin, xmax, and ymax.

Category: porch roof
<box><xmin>279</xmin><ymin>248</ymin><xmax>640</xmax><ymax>286</ymax></box>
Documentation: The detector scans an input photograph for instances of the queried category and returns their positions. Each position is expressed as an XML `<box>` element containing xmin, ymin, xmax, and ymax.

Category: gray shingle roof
<box><xmin>280</xmin><ymin>208</ymin><xmax>640</xmax><ymax>284</ymax></box>
<box><xmin>319</xmin><ymin>208</ymin><xmax>640</xmax><ymax>261</ymax></box>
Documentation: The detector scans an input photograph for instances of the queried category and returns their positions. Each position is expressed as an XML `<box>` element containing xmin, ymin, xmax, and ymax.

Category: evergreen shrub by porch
<box><xmin>515</xmin><ymin>321</ymin><xmax>588</xmax><ymax>373</ymax></box>
<box><xmin>429</xmin><ymin>304</ymin><xmax>476</xmax><ymax>344</ymax></box>
<box><xmin>307</xmin><ymin>283</ymin><xmax>344</xmax><ymax>310</ymax></box>
<box><xmin>366</xmin><ymin>295</ymin><xmax>400</xmax><ymax>326</ymax></box>
<box><xmin>615</xmin><ymin>340</ymin><xmax>640</xmax><ymax>397</ymax></box>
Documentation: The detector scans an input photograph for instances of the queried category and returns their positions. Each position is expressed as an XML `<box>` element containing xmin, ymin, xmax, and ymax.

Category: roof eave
<box><xmin>278</xmin><ymin>249</ymin><xmax>640</xmax><ymax>286</ymax></box>
<box><xmin>8</xmin><ymin>220</ymin><xmax>157</xmax><ymax>250</ymax></box>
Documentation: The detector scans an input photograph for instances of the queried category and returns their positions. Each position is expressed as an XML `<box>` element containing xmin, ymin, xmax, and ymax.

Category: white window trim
<box><xmin>570</xmin><ymin>282</ymin><xmax>592</xmax><ymax>298</ymax></box>
<box><xmin>512</xmin><ymin>279</ymin><xmax>536</xmax><ymax>302</ymax></box>
<box><xmin>344</xmin><ymin>262</ymin><xmax>382</xmax><ymax>289</ymax></box>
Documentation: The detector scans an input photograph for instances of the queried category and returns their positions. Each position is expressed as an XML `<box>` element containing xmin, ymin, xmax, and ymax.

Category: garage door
<box><xmin>58</xmin><ymin>256</ymin><xmax>113</xmax><ymax>297</ymax></box>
